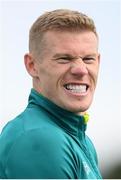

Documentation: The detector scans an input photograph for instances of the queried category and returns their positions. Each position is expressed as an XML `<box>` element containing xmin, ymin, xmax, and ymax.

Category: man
<box><xmin>0</xmin><ymin>9</ymin><xmax>102</xmax><ymax>178</ymax></box>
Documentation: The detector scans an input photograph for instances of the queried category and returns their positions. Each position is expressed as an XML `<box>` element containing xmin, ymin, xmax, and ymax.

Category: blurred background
<box><xmin>0</xmin><ymin>0</ymin><xmax>121</xmax><ymax>178</ymax></box>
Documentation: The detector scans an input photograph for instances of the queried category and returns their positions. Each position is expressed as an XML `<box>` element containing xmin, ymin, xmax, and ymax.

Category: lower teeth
<box><xmin>68</xmin><ymin>89</ymin><xmax>86</xmax><ymax>93</ymax></box>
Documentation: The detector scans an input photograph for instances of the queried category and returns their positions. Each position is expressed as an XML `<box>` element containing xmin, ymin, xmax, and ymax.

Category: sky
<box><xmin>0</xmin><ymin>0</ymin><xmax>121</xmax><ymax>177</ymax></box>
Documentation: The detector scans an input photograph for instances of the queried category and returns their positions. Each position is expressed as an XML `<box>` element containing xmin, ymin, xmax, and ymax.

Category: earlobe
<box><xmin>24</xmin><ymin>53</ymin><xmax>38</xmax><ymax>77</ymax></box>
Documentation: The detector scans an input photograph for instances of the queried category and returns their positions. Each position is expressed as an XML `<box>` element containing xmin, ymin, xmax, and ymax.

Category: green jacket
<box><xmin>0</xmin><ymin>89</ymin><xmax>102</xmax><ymax>179</ymax></box>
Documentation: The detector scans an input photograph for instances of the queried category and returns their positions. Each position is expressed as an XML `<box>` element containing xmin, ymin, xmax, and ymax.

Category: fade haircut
<box><xmin>29</xmin><ymin>9</ymin><xmax>98</xmax><ymax>59</ymax></box>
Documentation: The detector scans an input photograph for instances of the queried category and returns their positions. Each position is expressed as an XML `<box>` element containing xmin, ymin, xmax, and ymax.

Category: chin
<box><xmin>73</xmin><ymin>107</ymin><xmax>89</xmax><ymax>114</ymax></box>
<box><xmin>64</xmin><ymin>105</ymin><xmax>89</xmax><ymax>114</ymax></box>
<box><xmin>66</xmin><ymin>101</ymin><xmax>92</xmax><ymax>113</ymax></box>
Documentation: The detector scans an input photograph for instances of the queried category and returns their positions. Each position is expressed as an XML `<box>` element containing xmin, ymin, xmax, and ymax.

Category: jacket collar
<box><xmin>28</xmin><ymin>88</ymin><xmax>87</xmax><ymax>136</ymax></box>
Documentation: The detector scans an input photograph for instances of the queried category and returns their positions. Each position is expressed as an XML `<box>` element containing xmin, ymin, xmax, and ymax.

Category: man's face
<box><xmin>34</xmin><ymin>31</ymin><xmax>100</xmax><ymax>114</ymax></box>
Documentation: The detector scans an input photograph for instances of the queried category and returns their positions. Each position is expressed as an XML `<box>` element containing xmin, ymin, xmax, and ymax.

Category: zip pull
<box><xmin>83</xmin><ymin>112</ymin><xmax>89</xmax><ymax>124</ymax></box>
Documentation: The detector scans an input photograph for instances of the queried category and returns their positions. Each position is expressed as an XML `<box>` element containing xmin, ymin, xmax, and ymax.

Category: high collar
<box><xmin>28</xmin><ymin>88</ymin><xmax>87</xmax><ymax>136</ymax></box>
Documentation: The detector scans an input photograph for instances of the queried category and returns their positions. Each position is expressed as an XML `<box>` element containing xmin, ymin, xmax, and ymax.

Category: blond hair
<box><xmin>29</xmin><ymin>9</ymin><xmax>97</xmax><ymax>58</ymax></box>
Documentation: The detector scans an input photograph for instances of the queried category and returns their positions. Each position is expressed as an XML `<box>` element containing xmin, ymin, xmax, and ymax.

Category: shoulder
<box><xmin>0</xmin><ymin>104</ymin><xmax>63</xmax><ymax>148</ymax></box>
<box><xmin>0</xmin><ymin>107</ymin><xmax>65</xmax><ymax>159</ymax></box>
<box><xmin>0</xmin><ymin>122</ymin><xmax>75</xmax><ymax>178</ymax></box>
<box><xmin>0</xmin><ymin>107</ymin><xmax>77</xmax><ymax>178</ymax></box>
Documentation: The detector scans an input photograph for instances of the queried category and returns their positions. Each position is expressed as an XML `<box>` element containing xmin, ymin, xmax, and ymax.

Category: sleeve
<box><xmin>4</xmin><ymin>128</ymin><xmax>77</xmax><ymax>179</ymax></box>
<box><xmin>0</xmin><ymin>122</ymin><xmax>14</xmax><ymax>179</ymax></box>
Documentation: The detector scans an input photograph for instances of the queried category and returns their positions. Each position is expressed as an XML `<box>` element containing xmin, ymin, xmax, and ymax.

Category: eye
<box><xmin>83</xmin><ymin>57</ymin><xmax>96</xmax><ymax>63</ymax></box>
<box><xmin>56</xmin><ymin>57</ymin><xmax>72</xmax><ymax>64</ymax></box>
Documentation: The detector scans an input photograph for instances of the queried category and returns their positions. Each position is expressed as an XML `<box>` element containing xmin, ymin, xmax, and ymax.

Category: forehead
<box><xmin>43</xmin><ymin>30</ymin><xmax>98</xmax><ymax>56</ymax></box>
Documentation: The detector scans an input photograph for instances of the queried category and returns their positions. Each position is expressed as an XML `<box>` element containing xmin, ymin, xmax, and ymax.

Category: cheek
<box><xmin>37</xmin><ymin>64</ymin><xmax>53</xmax><ymax>81</ymax></box>
<box><xmin>94</xmin><ymin>64</ymin><xmax>100</xmax><ymax>80</ymax></box>
<box><xmin>88</xmin><ymin>66</ymin><xmax>99</xmax><ymax>85</ymax></box>
<box><xmin>38</xmin><ymin>66</ymin><xmax>57</xmax><ymax>89</ymax></box>
<box><xmin>38</xmin><ymin>63</ymin><xmax>70</xmax><ymax>87</ymax></box>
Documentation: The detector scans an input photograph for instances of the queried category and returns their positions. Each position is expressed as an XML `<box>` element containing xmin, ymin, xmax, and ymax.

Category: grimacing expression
<box><xmin>31</xmin><ymin>31</ymin><xmax>100</xmax><ymax>114</ymax></box>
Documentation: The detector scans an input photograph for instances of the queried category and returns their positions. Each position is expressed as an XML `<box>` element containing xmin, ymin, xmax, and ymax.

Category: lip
<box><xmin>63</xmin><ymin>82</ymin><xmax>90</xmax><ymax>97</ymax></box>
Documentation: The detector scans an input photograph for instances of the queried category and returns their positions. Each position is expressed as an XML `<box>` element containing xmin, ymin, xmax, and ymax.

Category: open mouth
<box><xmin>64</xmin><ymin>83</ymin><xmax>89</xmax><ymax>94</ymax></box>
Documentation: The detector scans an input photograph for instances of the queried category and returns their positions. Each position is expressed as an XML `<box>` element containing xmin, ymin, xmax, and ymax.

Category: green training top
<box><xmin>0</xmin><ymin>89</ymin><xmax>102</xmax><ymax>179</ymax></box>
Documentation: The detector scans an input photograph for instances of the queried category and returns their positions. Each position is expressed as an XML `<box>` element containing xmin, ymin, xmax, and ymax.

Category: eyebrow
<box><xmin>52</xmin><ymin>53</ymin><xmax>77</xmax><ymax>59</ymax></box>
<box><xmin>84</xmin><ymin>53</ymin><xmax>97</xmax><ymax>57</ymax></box>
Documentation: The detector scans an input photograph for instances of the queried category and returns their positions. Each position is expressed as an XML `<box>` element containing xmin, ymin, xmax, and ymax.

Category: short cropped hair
<box><xmin>29</xmin><ymin>9</ymin><xmax>97</xmax><ymax>59</ymax></box>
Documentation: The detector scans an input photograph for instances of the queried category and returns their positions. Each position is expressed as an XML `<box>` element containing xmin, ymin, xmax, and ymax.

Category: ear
<box><xmin>24</xmin><ymin>53</ymin><xmax>38</xmax><ymax>78</ymax></box>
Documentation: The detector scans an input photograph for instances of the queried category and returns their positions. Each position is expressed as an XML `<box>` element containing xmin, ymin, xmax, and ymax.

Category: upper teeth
<box><xmin>65</xmin><ymin>84</ymin><xmax>87</xmax><ymax>93</ymax></box>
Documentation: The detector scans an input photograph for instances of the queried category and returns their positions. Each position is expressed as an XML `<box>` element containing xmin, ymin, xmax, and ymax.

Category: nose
<box><xmin>70</xmin><ymin>59</ymin><xmax>88</xmax><ymax>76</ymax></box>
